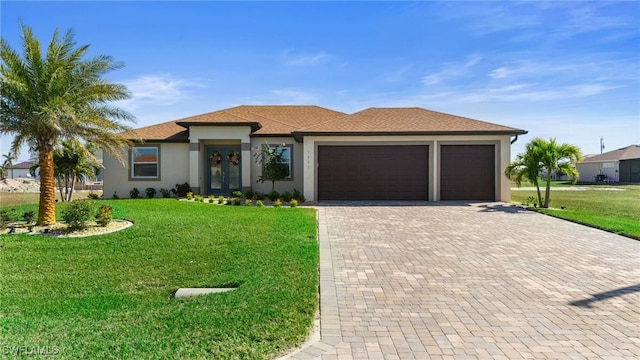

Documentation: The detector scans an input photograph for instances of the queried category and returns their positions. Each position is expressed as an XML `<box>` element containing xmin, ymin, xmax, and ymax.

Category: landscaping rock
<box><xmin>173</xmin><ymin>288</ymin><xmax>237</xmax><ymax>298</ymax></box>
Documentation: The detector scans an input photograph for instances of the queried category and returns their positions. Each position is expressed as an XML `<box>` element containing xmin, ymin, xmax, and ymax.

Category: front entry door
<box><xmin>207</xmin><ymin>147</ymin><xmax>241</xmax><ymax>195</ymax></box>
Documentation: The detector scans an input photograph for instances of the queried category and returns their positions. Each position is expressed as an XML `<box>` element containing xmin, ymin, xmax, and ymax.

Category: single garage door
<box><xmin>440</xmin><ymin>145</ymin><xmax>495</xmax><ymax>201</ymax></box>
<box><xmin>318</xmin><ymin>145</ymin><xmax>428</xmax><ymax>200</ymax></box>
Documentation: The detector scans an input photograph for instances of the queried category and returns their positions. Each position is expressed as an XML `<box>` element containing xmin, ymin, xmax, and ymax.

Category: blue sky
<box><xmin>1</xmin><ymin>1</ymin><xmax>639</xmax><ymax>161</ymax></box>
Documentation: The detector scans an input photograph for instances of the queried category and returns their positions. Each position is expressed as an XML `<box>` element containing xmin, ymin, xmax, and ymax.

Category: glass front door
<box><xmin>207</xmin><ymin>147</ymin><xmax>241</xmax><ymax>194</ymax></box>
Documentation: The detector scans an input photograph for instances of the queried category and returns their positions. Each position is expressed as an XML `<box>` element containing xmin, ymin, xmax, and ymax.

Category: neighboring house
<box><xmin>103</xmin><ymin>105</ymin><xmax>527</xmax><ymax>201</ymax></box>
<box><xmin>4</xmin><ymin>160</ymin><xmax>37</xmax><ymax>180</ymax></box>
<box><xmin>577</xmin><ymin>145</ymin><xmax>640</xmax><ymax>183</ymax></box>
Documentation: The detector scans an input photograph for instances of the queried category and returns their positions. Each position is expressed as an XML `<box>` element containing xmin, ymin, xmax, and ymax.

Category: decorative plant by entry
<box><xmin>253</xmin><ymin>143</ymin><xmax>290</xmax><ymax>192</ymax></box>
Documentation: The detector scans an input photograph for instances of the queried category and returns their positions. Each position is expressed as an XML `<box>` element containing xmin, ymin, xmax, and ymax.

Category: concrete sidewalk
<box><xmin>283</xmin><ymin>203</ymin><xmax>639</xmax><ymax>360</ymax></box>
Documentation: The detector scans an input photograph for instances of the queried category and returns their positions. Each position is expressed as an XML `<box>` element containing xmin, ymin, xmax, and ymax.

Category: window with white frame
<box><xmin>131</xmin><ymin>146</ymin><xmax>159</xmax><ymax>179</ymax></box>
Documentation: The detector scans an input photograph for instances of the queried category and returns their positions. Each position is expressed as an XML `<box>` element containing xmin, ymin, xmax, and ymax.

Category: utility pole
<box><xmin>600</xmin><ymin>137</ymin><xmax>605</xmax><ymax>154</ymax></box>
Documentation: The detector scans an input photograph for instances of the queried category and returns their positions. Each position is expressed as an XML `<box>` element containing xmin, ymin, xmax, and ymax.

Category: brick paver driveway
<box><xmin>285</xmin><ymin>203</ymin><xmax>639</xmax><ymax>360</ymax></box>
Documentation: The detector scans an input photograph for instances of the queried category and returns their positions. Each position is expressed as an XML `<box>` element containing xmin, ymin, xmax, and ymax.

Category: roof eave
<box><xmin>292</xmin><ymin>129</ymin><xmax>528</xmax><ymax>142</ymax></box>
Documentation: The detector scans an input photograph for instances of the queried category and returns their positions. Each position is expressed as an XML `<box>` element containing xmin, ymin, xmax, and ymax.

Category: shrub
<box><xmin>218</xmin><ymin>196</ymin><xmax>225</xmax><ymax>205</ymax></box>
<box><xmin>112</xmin><ymin>192</ymin><xmax>119</xmax><ymax>199</ymax></box>
<box><xmin>267</xmin><ymin>190</ymin><xmax>280</xmax><ymax>202</ymax></box>
<box><xmin>230</xmin><ymin>190</ymin><xmax>243</xmax><ymax>198</ymax></box>
<box><xmin>130</xmin><ymin>187</ymin><xmax>140</xmax><ymax>199</ymax></box>
<box><xmin>194</xmin><ymin>195</ymin><xmax>204</xmax><ymax>202</ymax></box>
<box><xmin>172</xmin><ymin>182</ymin><xmax>192</xmax><ymax>198</ymax></box>
<box><xmin>96</xmin><ymin>205</ymin><xmax>113</xmax><ymax>227</ymax></box>
<box><xmin>290</xmin><ymin>199</ymin><xmax>298</xmax><ymax>208</ymax></box>
<box><xmin>186</xmin><ymin>192</ymin><xmax>194</xmax><ymax>200</ymax></box>
<box><xmin>22</xmin><ymin>211</ymin><xmax>35</xmax><ymax>224</ymax></box>
<box><xmin>525</xmin><ymin>196</ymin><xmax>536</xmax><ymax>207</ymax></box>
<box><xmin>159</xmin><ymin>188</ymin><xmax>171</xmax><ymax>198</ymax></box>
<box><xmin>234</xmin><ymin>198</ymin><xmax>242</xmax><ymax>206</ymax></box>
<box><xmin>292</xmin><ymin>188</ymin><xmax>306</xmax><ymax>202</ymax></box>
<box><xmin>0</xmin><ymin>209</ymin><xmax>13</xmax><ymax>228</ymax></box>
<box><xmin>244</xmin><ymin>189</ymin><xmax>255</xmax><ymax>200</ymax></box>
<box><xmin>145</xmin><ymin>187</ymin><xmax>157</xmax><ymax>198</ymax></box>
<box><xmin>87</xmin><ymin>192</ymin><xmax>100</xmax><ymax>200</ymax></box>
<box><xmin>256</xmin><ymin>200</ymin><xmax>265</xmax><ymax>208</ymax></box>
<box><xmin>245</xmin><ymin>199</ymin><xmax>252</xmax><ymax>206</ymax></box>
<box><xmin>281</xmin><ymin>191</ymin><xmax>293</xmax><ymax>202</ymax></box>
<box><xmin>209</xmin><ymin>197</ymin><xmax>215</xmax><ymax>204</ymax></box>
<box><xmin>62</xmin><ymin>200</ymin><xmax>95</xmax><ymax>231</ymax></box>
<box><xmin>254</xmin><ymin>192</ymin><xmax>266</xmax><ymax>201</ymax></box>
<box><xmin>273</xmin><ymin>199</ymin><xmax>282</xmax><ymax>208</ymax></box>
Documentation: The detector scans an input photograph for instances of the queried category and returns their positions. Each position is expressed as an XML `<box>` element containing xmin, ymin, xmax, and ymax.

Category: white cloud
<box><xmin>117</xmin><ymin>74</ymin><xmax>205</xmax><ymax>110</ymax></box>
<box><xmin>283</xmin><ymin>50</ymin><xmax>332</xmax><ymax>66</ymax></box>
<box><xmin>422</xmin><ymin>55</ymin><xmax>482</xmax><ymax>85</ymax></box>
<box><xmin>422</xmin><ymin>83</ymin><xmax>620</xmax><ymax>103</ymax></box>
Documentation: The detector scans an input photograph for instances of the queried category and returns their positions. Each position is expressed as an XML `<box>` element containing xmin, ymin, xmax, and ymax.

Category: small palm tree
<box><xmin>0</xmin><ymin>151</ymin><xmax>14</xmax><ymax>178</ymax></box>
<box><xmin>506</xmin><ymin>137</ymin><xmax>581</xmax><ymax>208</ymax></box>
<box><xmin>505</xmin><ymin>140</ymin><xmax>544</xmax><ymax>207</ymax></box>
<box><xmin>536</xmin><ymin>138</ymin><xmax>582</xmax><ymax>208</ymax></box>
<box><xmin>0</xmin><ymin>23</ymin><xmax>135</xmax><ymax>224</ymax></box>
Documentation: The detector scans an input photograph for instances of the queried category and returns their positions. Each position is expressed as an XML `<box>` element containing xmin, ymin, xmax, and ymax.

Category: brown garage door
<box><xmin>440</xmin><ymin>145</ymin><xmax>495</xmax><ymax>201</ymax></box>
<box><xmin>318</xmin><ymin>145</ymin><xmax>428</xmax><ymax>200</ymax></box>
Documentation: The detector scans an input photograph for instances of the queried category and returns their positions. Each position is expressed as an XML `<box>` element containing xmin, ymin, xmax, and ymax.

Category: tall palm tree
<box><xmin>30</xmin><ymin>140</ymin><xmax>101</xmax><ymax>202</ymax></box>
<box><xmin>536</xmin><ymin>138</ymin><xmax>582</xmax><ymax>208</ymax></box>
<box><xmin>0</xmin><ymin>23</ymin><xmax>135</xmax><ymax>224</ymax></box>
<box><xmin>505</xmin><ymin>139</ymin><xmax>544</xmax><ymax>207</ymax></box>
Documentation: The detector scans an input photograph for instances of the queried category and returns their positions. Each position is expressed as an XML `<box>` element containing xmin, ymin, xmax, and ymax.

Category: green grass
<box><xmin>0</xmin><ymin>199</ymin><xmax>318</xmax><ymax>359</ymax></box>
<box><xmin>511</xmin><ymin>183</ymin><xmax>640</xmax><ymax>240</ymax></box>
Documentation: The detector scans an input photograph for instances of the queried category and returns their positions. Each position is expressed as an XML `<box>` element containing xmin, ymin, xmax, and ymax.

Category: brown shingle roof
<box><xmin>580</xmin><ymin>145</ymin><xmax>640</xmax><ymax>163</ymax></box>
<box><xmin>296</xmin><ymin>107</ymin><xmax>526</xmax><ymax>134</ymax></box>
<box><xmin>124</xmin><ymin>120</ymin><xmax>189</xmax><ymax>142</ymax></box>
<box><xmin>175</xmin><ymin>105</ymin><xmax>347</xmax><ymax>135</ymax></box>
<box><xmin>126</xmin><ymin>105</ymin><xmax>526</xmax><ymax>141</ymax></box>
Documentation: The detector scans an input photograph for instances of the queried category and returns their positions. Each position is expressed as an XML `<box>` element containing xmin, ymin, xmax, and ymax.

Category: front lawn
<box><xmin>511</xmin><ymin>183</ymin><xmax>640</xmax><ymax>240</ymax></box>
<box><xmin>0</xmin><ymin>199</ymin><xmax>318</xmax><ymax>359</ymax></box>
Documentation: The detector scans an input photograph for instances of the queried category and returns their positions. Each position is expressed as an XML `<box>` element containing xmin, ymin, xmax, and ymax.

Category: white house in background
<box><xmin>103</xmin><ymin>105</ymin><xmax>527</xmax><ymax>201</ymax></box>
<box><xmin>4</xmin><ymin>160</ymin><xmax>37</xmax><ymax>180</ymax></box>
<box><xmin>577</xmin><ymin>145</ymin><xmax>640</xmax><ymax>183</ymax></box>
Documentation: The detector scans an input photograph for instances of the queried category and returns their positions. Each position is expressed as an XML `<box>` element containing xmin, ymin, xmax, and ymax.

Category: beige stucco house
<box><xmin>576</xmin><ymin>145</ymin><xmax>640</xmax><ymax>183</ymax></box>
<box><xmin>103</xmin><ymin>105</ymin><xmax>527</xmax><ymax>201</ymax></box>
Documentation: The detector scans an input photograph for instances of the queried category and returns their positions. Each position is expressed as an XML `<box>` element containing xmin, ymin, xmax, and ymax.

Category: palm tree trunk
<box><xmin>68</xmin><ymin>175</ymin><xmax>76</xmax><ymax>201</ymax></box>
<box><xmin>544</xmin><ymin>175</ymin><xmax>552</xmax><ymax>208</ymax></box>
<box><xmin>37</xmin><ymin>149</ymin><xmax>57</xmax><ymax>225</ymax></box>
<box><xmin>533</xmin><ymin>179</ymin><xmax>543</xmax><ymax>207</ymax></box>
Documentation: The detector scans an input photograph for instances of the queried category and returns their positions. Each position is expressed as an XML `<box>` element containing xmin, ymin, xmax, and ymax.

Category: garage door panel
<box><xmin>440</xmin><ymin>145</ymin><xmax>495</xmax><ymax>201</ymax></box>
<box><xmin>318</xmin><ymin>146</ymin><xmax>428</xmax><ymax>200</ymax></box>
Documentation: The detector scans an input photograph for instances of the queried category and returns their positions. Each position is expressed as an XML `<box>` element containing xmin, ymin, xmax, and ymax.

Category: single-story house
<box><xmin>103</xmin><ymin>105</ymin><xmax>527</xmax><ymax>201</ymax></box>
<box><xmin>3</xmin><ymin>160</ymin><xmax>37</xmax><ymax>180</ymax></box>
<box><xmin>576</xmin><ymin>145</ymin><xmax>640</xmax><ymax>183</ymax></box>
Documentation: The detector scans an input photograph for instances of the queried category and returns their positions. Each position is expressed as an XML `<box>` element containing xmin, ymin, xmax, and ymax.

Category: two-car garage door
<box><xmin>317</xmin><ymin>145</ymin><xmax>495</xmax><ymax>201</ymax></box>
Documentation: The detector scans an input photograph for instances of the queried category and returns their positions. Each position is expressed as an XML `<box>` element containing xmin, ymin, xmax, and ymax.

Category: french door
<box><xmin>206</xmin><ymin>147</ymin><xmax>241</xmax><ymax>195</ymax></box>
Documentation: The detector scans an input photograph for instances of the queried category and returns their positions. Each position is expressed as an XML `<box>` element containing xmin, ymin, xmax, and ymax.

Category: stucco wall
<box><xmin>577</xmin><ymin>162</ymin><xmax>619</xmax><ymax>182</ymax></box>
<box><xmin>249</xmin><ymin>137</ymin><xmax>304</xmax><ymax>194</ymax></box>
<box><xmin>103</xmin><ymin>143</ymin><xmax>190</xmax><ymax>198</ymax></box>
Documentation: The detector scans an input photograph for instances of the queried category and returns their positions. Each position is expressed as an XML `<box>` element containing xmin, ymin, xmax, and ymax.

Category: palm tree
<box><xmin>30</xmin><ymin>140</ymin><xmax>101</xmax><ymax>201</ymax></box>
<box><xmin>506</xmin><ymin>137</ymin><xmax>582</xmax><ymax>208</ymax></box>
<box><xmin>0</xmin><ymin>23</ymin><xmax>134</xmax><ymax>224</ymax></box>
<box><xmin>505</xmin><ymin>140</ymin><xmax>544</xmax><ymax>207</ymax></box>
<box><xmin>0</xmin><ymin>151</ymin><xmax>14</xmax><ymax>178</ymax></box>
<box><xmin>536</xmin><ymin>138</ymin><xmax>582</xmax><ymax>208</ymax></box>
